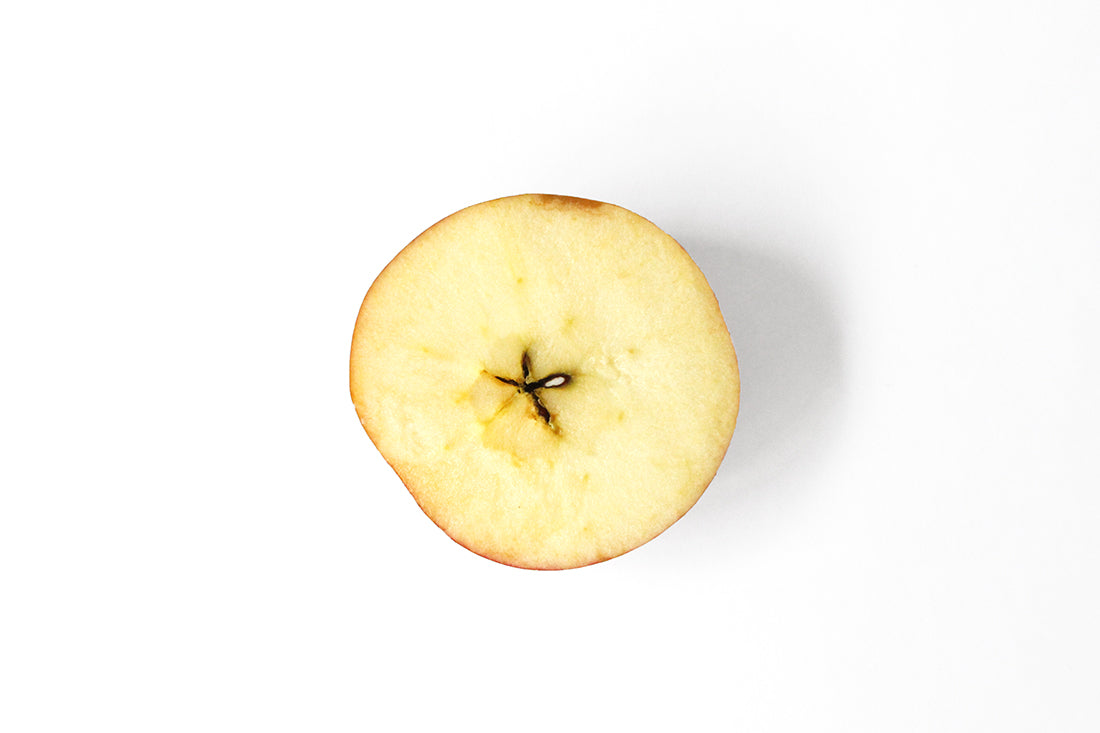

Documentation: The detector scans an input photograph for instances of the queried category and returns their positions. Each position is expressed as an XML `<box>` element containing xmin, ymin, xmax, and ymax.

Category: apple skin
<box><xmin>351</xmin><ymin>194</ymin><xmax>739</xmax><ymax>570</ymax></box>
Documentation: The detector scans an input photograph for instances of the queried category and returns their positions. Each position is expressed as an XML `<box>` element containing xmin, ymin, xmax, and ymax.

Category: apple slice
<box><xmin>350</xmin><ymin>194</ymin><xmax>739</xmax><ymax>569</ymax></box>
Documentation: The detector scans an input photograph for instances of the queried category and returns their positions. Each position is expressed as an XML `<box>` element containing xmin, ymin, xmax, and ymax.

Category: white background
<box><xmin>3</xmin><ymin>1</ymin><xmax>1099</xmax><ymax>731</ymax></box>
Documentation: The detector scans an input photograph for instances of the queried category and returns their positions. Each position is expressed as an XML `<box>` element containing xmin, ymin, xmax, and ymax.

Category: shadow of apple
<box><xmin>681</xmin><ymin>242</ymin><xmax>846</xmax><ymax>527</ymax></box>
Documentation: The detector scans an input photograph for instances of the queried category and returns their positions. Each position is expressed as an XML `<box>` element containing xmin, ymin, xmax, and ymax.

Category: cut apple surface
<box><xmin>350</xmin><ymin>194</ymin><xmax>739</xmax><ymax>569</ymax></box>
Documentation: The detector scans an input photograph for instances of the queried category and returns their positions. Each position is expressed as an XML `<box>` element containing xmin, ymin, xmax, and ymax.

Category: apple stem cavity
<box><xmin>492</xmin><ymin>351</ymin><xmax>573</xmax><ymax>430</ymax></box>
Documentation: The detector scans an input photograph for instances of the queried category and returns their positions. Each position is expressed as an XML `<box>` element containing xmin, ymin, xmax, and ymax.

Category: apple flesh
<box><xmin>351</xmin><ymin>194</ymin><xmax>739</xmax><ymax>569</ymax></box>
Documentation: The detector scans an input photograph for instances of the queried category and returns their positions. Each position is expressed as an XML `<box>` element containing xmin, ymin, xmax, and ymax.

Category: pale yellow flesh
<box><xmin>351</xmin><ymin>195</ymin><xmax>739</xmax><ymax>569</ymax></box>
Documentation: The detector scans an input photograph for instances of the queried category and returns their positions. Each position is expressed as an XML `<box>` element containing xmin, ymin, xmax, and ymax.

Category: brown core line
<box><xmin>493</xmin><ymin>351</ymin><xmax>572</xmax><ymax>428</ymax></box>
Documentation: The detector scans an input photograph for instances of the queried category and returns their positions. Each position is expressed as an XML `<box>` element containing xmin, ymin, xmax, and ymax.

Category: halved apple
<box><xmin>350</xmin><ymin>194</ymin><xmax>739</xmax><ymax>569</ymax></box>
